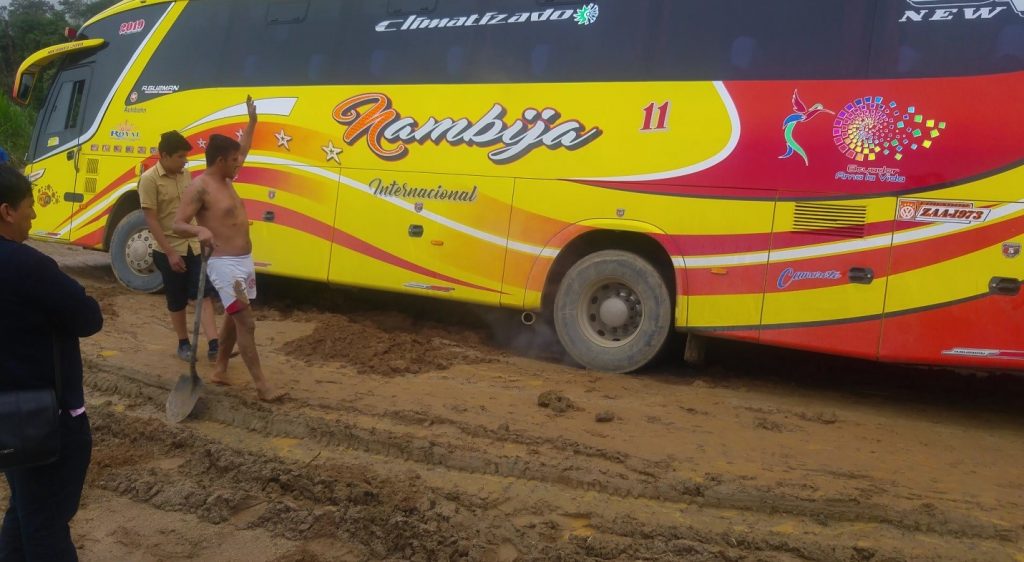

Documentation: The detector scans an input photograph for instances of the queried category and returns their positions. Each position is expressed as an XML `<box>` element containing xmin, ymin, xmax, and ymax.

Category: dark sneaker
<box><xmin>177</xmin><ymin>341</ymin><xmax>192</xmax><ymax>362</ymax></box>
<box><xmin>207</xmin><ymin>340</ymin><xmax>219</xmax><ymax>362</ymax></box>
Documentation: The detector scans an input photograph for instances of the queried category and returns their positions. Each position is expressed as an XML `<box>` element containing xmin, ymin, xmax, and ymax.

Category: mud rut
<box><xmin>9</xmin><ymin>243</ymin><xmax>1024</xmax><ymax>561</ymax></box>
<box><xmin>79</xmin><ymin>355</ymin><xmax>1024</xmax><ymax>562</ymax></box>
<box><xmin>80</xmin><ymin>360</ymin><xmax>1020</xmax><ymax>562</ymax></box>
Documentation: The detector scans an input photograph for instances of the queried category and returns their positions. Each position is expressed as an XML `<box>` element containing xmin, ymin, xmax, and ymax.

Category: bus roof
<box><xmin>82</xmin><ymin>0</ymin><xmax>176</xmax><ymax>29</ymax></box>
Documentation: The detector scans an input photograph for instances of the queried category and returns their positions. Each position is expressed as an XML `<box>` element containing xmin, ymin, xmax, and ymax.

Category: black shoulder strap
<box><xmin>52</xmin><ymin>334</ymin><xmax>63</xmax><ymax>407</ymax></box>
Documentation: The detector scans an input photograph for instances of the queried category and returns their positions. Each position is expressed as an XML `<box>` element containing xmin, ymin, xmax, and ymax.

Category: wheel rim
<box><xmin>125</xmin><ymin>228</ymin><xmax>156</xmax><ymax>276</ymax></box>
<box><xmin>577</xmin><ymin>278</ymin><xmax>644</xmax><ymax>348</ymax></box>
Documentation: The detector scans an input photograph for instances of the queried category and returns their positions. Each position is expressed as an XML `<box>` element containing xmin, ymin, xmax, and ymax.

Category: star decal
<box><xmin>197</xmin><ymin>138</ymin><xmax>208</xmax><ymax>149</ymax></box>
<box><xmin>275</xmin><ymin>129</ymin><xmax>293</xmax><ymax>151</ymax></box>
<box><xmin>321</xmin><ymin>140</ymin><xmax>343</xmax><ymax>163</ymax></box>
<box><xmin>235</xmin><ymin>129</ymin><xmax>244</xmax><ymax>141</ymax></box>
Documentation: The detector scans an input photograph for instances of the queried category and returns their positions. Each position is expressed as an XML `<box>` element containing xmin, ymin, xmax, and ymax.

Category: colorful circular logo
<box><xmin>833</xmin><ymin>97</ymin><xmax>946</xmax><ymax>162</ymax></box>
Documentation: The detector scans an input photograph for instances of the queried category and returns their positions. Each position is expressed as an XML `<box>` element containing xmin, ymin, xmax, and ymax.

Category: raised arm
<box><xmin>173</xmin><ymin>180</ymin><xmax>213</xmax><ymax>245</ymax></box>
<box><xmin>239</xmin><ymin>95</ymin><xmax>258</xmax><ymax>165</ymax></box>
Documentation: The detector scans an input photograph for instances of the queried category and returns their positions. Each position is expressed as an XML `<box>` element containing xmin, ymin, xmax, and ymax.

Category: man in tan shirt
<box><xmin>139</xmin><ymin>131</ymin><xmax>220</xmax><ymax>361</ymax></box>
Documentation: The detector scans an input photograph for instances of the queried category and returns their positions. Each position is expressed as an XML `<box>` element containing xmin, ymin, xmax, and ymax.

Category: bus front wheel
<box><xmin>109</xmin><ymin>209</ymin><xmax>163</xmax><ymax>293</ymax></box>
<box><xmin>553</xmin><ymin>250</ymin><xmax>672</xmax><ymax>373</ymax></box>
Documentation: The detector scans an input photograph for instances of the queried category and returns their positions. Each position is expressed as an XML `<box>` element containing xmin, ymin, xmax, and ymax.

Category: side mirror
<box><xmin>14</xmin><ymin>73</ymin><xmax>35</xmax><ymax>105</ymax></box>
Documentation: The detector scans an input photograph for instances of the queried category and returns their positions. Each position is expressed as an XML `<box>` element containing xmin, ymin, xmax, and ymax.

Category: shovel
<box><xmin>165</xmin><ymin>246</ymin><xmax>211</xmax><ymax>423</ymax></box>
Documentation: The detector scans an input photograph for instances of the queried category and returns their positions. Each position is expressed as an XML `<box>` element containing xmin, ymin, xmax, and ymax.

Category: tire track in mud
<box><xmin>86</xmin><ymin>397</ymin><xmax>986</xmax><ymax>562</ymax></box>
<box><xmin>85</xmin><ymin>360</ymin><xmax>693</xmax><ymax>501</ymax></box>
<box><xmin>83</xmin><ymin>359</ymin><xmax>1020</xmax><ymax>558</ymax></box>
<box><xmin>88</xmin><ymin>406</ymin><xmax>504</xmax><ymax>561</ymax></box>
<box><xmin>85</xmin><ymin>395</ymin><xmax>796</xmax><ymax>561</ymax></box>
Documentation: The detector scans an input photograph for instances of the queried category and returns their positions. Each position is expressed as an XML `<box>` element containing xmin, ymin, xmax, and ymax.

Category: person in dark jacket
<box><xmin>0</xmin><ymin>164</ymin><xmax>103</xmax><ymax>561</ymax></box>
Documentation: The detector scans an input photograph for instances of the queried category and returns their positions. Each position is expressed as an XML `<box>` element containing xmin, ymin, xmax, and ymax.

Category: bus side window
<box><xmin>43</xmin><ymin>79</ymin><xmax>84</xmax><ymax>136</ymax></box>
<box><xmin>872</xmin><ymin>3</ymin><xmax>1024</xmax><ymax>78</ymax></box>
<box><xmin>242</xmin><ymin>54</ymin><xmax>262</xmax><ymax>81</ymax></box>
<box><xmin>729</xmin><ymin>36</ymin><xmax>756</xmax><ymax>72</ymax></box>
<box><xmin>66</xmin><ymin>81</ymin><xmax>85</xmax><ymax>130</ymax></box>
<box><xmin>447</xmin><ymin>46</ymin><xmax>465</xmax><ymax>79</ymax></box>
<box><xmin>994</xmin><ymin>24</ymin><xmax>1024</xmax><ymax>72</ymax></box>
<box><xmin>369</xmin><ymin>49</ymin><xmax>387</xmax><ymax>80</ymax></box>
<box><xmin>43</xmin><ymin>82</ymin><xmax>74</xmax><ymax>136</ymax></box>
<box><xmin>308</xmin><ymin>53</ymin><xmax>328</xmax><ymax>82</ymax></box>
<box><xmin>647</xmin><ymin>0</ymin><xmax>871</xmax><ymax>81</ymax></box>
<box><xmin>531</xmin><ymin>44</ymin><xmax>551</xmax><ymax>79</ymax></box>
<box><xmin>896</xmin><ymin>47</ymin><xmax>922</xmax><ymax>76</ymax></box>
<box><xmin>386</xmin><ymin>0</ymin><xmax>436</xmax><ymax>15</ymax></box>
<box><xmin>35</xmin><ymin>76</ymin><xmax>85</xmax><ymax>158</ymax></box>
<box><xmin>267</xmin><ymin>0</ymin><xmax>309</xmax><ymax>25</ymax></box>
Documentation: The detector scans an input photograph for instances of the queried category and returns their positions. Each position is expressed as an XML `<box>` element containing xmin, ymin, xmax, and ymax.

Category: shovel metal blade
<box><xmin>165</xmin><ymin>248</ymin><xmax>210</xmax><ymax>424</ymax></box>
<box><xmin>166</xmin><ymin>373</ymin><xmax>203</xmax><ymax>423</ymax></box>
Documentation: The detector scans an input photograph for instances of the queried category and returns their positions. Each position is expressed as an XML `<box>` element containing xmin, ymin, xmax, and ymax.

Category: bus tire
<box><xmin>553</xmin><ymin>250</ymin><xmax>672</xmax><ymax>373</ymax></box>
<box><xmin>109</xmin><ymin>209</ymin><xmax>163</xmax><ymax>293</ymax></box>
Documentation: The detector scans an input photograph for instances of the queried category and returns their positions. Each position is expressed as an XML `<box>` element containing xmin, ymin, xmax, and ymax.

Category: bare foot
<box><xmin>257</xmin><ymin>387</ymin><xmax>288</xmax><ymax>402</ymax></box>
<box><xmin>210</xmin><ymin>371</ymin><xmax>232</xmax><ymax>386</ymax></box>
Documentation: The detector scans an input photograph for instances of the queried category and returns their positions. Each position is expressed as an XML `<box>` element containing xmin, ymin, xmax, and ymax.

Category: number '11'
<box><xmin>641</xmin><ymin>101</ymin><xmax>670</xmax><ymax>131</ymax></box>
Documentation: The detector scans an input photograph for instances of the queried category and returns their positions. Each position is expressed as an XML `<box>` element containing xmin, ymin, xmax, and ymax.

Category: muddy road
<box><xmin>6</xmin><ymin>241</ymin><xmax>1024</xmax><ymax>561</ymax></box>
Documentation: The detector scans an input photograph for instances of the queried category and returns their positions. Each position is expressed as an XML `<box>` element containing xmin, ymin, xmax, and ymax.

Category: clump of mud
<box><xmin>752</xmin><ymin>417</ymin><xmax>788</xmax><ymax>433</ymax></box>
<box><xmin>595</xmin><ymin>411</ymin><xmax>616</xmax><ymax>423</ymax></box>
<box><xmin>538</xmin><ymin>390</ymin><xmax>577</xmax><ymax>413</ymax></box>
<box><xmin>278</xmin><ymin>311</ymin><xmax>501</xmax><ymax>375</ymax></box>
<box><xmin>795</xmin><ymin>410</ymin><xmax>839</xmax><ymax>425</ymax></box>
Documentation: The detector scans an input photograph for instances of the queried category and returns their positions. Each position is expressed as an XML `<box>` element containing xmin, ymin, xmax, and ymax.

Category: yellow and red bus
<box><xmin>12</xmin><ymin>0</ymin><xmax>1024</xmax><ymax>372</ymax></box>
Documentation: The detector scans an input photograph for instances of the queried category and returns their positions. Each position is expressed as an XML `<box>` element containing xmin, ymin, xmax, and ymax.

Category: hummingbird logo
<box><xmin>780</xmin><ymin>90</ymin><xmax>833</xmax><ymax>166</ymax></box>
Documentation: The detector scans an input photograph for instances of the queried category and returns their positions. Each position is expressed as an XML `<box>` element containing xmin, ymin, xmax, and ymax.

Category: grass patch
<box><xmin>0</xmin><ymin>96</ymin><xmax>36</xmax><ymax>168</ymax></box>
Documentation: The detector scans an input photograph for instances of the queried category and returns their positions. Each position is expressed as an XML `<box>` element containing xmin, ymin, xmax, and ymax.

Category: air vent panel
<box><xmin>792</xmin><ymin>203</ymin><xmax>867</xmax><ymax>238</ymax></box>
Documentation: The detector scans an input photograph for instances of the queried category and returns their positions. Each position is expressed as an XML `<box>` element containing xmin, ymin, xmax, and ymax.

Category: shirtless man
<box><xmin>173</xmin><ymin>96</ymin><xmax>286</xmax><ymax>402</ymax></box>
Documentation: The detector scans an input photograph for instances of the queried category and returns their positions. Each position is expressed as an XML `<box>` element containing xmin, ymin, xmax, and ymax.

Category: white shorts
<box><xmin>206</xmin><ymin>254</ymin><xmax>257</xmax><ymax>314</ymax></box>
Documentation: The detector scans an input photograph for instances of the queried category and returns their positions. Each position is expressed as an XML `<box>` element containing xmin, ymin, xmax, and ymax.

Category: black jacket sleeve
<box><xmin>20</xmin><ymin>246</ymin><xmax>103</xmax><ymax>338</ymax></box>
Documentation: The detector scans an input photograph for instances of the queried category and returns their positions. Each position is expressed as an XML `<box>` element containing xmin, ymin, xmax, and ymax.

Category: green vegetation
<box><xmin>0</xmin><ymin>96</ymin><xmax>35</xmax><ymax>168</ymax></box>
<box><xmin>0</xmin><ymin>0</ymin><xmax>119</xmax><ymax>164</ymax></box>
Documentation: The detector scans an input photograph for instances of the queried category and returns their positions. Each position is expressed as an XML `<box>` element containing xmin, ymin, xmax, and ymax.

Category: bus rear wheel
<box><xmin>109</xmin><ymin>209</ymin><xmax>164</xmax><ymax>293</ymax></box>
<box><xmin>553</xmin><ymin>250</ymin><xmax>672</xmax><ymax>373</ymax></box>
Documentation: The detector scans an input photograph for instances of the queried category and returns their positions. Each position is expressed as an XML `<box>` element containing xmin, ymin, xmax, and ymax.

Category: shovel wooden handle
<box><xmin>188</xmin><ymin>249</ymin><xmax>209</xmax><ymax>368</ymax></box>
